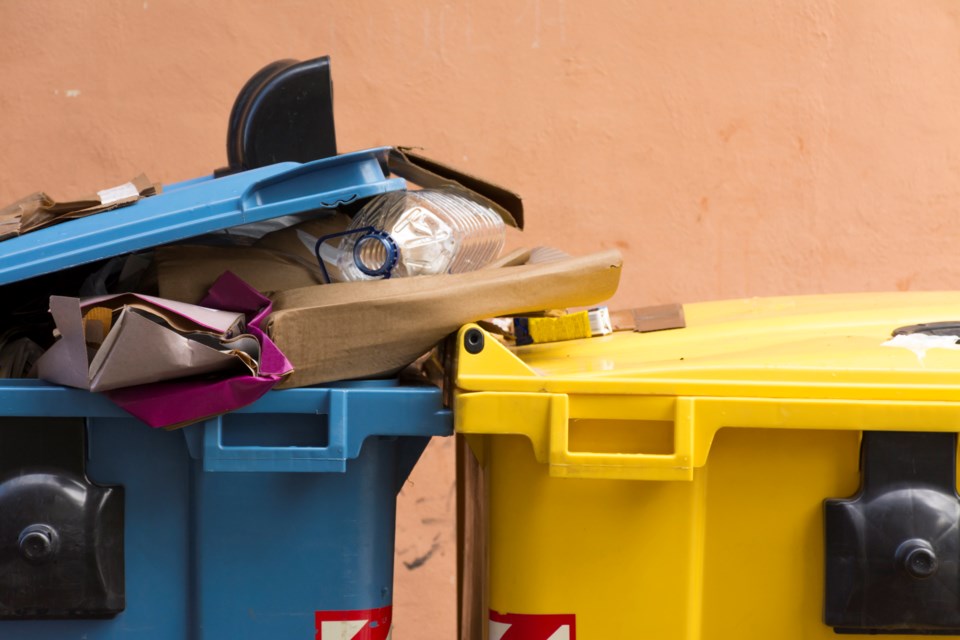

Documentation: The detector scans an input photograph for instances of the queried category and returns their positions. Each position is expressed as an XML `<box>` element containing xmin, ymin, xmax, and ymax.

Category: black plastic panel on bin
<box><xmin>0</xmin><ymin>418</ymin><xmax>124</xmax><ymax>618</ymax></box>
<box><xmin>825</xmin><ymin>431</ymin><xmax>960</xmax><ymax>634</ymax></box>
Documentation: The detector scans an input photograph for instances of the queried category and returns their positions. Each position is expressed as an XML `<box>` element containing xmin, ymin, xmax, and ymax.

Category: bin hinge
<box><xmin>454</xmin><ymin>325</ymin><xmax>539</xmax><ymax>385</ymax></box>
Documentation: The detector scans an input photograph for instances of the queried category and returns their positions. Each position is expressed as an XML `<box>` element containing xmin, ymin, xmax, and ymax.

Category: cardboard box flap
<box><xmin>388</xmin><ymin>147</ymin><xmax>523</xmax><ymax>229</ymax></box>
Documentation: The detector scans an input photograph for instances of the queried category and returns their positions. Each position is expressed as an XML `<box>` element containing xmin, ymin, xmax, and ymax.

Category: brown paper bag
<box><xmin>267</xmin><ymin>249</ymin><xmax>623</xmax><ymax>388</ymax></box>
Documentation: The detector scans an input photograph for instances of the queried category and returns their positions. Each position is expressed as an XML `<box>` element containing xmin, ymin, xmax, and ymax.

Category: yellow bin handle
<box><xmin>456</xmin><ymin>392</ymin><xmax>697</xmax><ymax>481</ymax></box>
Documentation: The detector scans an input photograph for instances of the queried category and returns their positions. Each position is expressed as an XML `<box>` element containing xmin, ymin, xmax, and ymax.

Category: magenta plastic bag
<box><xmin>107</xmin><ymin>271</ymin><xmax>294</xmax><ymax>428</ymax></box>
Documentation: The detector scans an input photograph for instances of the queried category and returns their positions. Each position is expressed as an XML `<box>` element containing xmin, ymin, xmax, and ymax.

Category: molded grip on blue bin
<box><xmin>184</xmin><ymin>386</ymin><xmax>451</xmax><ymax>473</ymax></box>
<box><xmin>238</xmin><ymin>152</ymin><xmax>402</xmax><ymax>218</ymax></box>
<box><xmin>0</xmin><ymin>147</ymin><xmax>406</xmax><ymax>287</ymax></box>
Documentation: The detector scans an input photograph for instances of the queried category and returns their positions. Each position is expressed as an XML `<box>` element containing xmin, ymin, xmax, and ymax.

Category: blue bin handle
<box><xmin>184</xmin><ymin>386</ymin><xmax>451</xmax><ymax>473</ymax></box>
<box><xmin>239</xmin><ymin>151</ymin><xmax>405</xmax><ymax>219</ymax></box>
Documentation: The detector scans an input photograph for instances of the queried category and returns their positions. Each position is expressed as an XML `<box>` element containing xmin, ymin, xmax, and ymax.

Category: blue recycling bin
<box><xmin>0</xmin><ymin>380</ymin><xmax>450</xmax><ymax>639</ymax></box>
<box><xmin>0</xmin><ymin>148</ymin><xmax>452</xmax><ymax>638</ymax></box>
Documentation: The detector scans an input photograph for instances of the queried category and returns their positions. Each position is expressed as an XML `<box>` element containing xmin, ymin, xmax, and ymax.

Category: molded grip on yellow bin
<box><xmin>456</xmin><ymin>392</ymin><xmax>696</xmax><ymax>481</ymax></box>
<box><xmin>551</xmin><ymin>397</ymin><xmax>695</xmax><ymax>481</ymax></box>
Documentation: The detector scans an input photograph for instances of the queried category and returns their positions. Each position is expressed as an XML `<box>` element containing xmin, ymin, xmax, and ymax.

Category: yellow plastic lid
<box><xmin>454</xmin><ymin>293</ymin><xmax>960</xmax><ymax>479</ymax></box>
<box><xmin>458</xmin><ymin>292</ymin><xmax>960</xmax><ymax>402</ymax></box>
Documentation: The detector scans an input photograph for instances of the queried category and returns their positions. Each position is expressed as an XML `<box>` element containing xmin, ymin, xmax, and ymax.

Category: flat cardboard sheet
<box><xmin>156</xmin><ymin>245</ymin><xmax>322</xmax><ymax>304</ymax></box>
<box><xmin>155</xmin><ymin>214</ymin><xmax>352</xmax><ymax>303</ymax></box>
<box><xmin>267</xmin><ymin>249</ymin><xmax>623</xmax><ymax>388</ymax></box>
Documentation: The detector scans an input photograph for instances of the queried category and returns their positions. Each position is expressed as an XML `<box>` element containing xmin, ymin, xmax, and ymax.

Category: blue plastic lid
<box><xmin>0</xmin><ymin>147</ymin><xmax>405</xmax><ymax>286</ymax></box>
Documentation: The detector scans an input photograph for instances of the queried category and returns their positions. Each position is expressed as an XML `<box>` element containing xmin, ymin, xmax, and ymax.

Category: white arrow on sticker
<box><xmin>321</xmin><ymin>619</ymin><xmax>368</xmax><ymax>639</ymax></box>
<box><xmin>546</xmin><ymin>626</ymin><xmax>570</xmax><ymax>640</ymax></box>
<box><xmin>490</xmin><ymin>620</ymin><xmax>511</xmax><ymax>640</ymax></box>
<box><xmin>489</xmin><ymin>619</ymin><xmax>571</xmax><ymax>640</ymax></box>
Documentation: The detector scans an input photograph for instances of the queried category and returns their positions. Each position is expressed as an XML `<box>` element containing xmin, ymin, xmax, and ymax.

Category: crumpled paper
<box><xmin>106</xmin><ymin>271</ymin><xmax>294</xmax><ymax>429</ymax></box>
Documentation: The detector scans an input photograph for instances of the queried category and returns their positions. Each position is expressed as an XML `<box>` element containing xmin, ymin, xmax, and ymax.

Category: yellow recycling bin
<box><xmin>454</xmin><ymin>291</ymin><xmax>960</xmax><ymax>639</ymax></box>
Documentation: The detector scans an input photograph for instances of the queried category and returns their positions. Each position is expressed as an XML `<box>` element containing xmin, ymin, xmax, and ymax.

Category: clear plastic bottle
<box><xmin>322</xmin><ymin>187</ymin><xmax>506</xmax><ymax>282</ymax></box>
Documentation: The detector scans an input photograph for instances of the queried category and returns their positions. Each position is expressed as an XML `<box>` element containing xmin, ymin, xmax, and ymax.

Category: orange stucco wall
<box><xmin>3</xmin><ymin>2</ymin><xmax>960</xmax><ymax>637</ymax></box>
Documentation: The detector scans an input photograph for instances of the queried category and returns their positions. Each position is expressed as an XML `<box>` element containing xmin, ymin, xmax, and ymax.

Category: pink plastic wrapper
<box><xmin>106</xmin><ymin>271</ymin><xmax>294</xmax><ymax>428</ymax></box>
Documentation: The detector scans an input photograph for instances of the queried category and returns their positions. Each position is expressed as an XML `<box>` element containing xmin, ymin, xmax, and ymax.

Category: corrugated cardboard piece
<box><xmin>610</xmin><ymin>303</ymin><xmax>686</xmax><ymax>332</ymax></box>
<box><xmin>0</xmin><ymin>174</ymin><xmax>160</xmax><ymax>241</ymax></box>
<box><xmin>267</xmin><ymin>249</ymin><xmax>622</xmax><ymax>388</ymax></box>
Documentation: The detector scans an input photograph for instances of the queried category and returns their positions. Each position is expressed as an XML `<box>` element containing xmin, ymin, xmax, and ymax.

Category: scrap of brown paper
<box><xmin>0</xmin><ymin>174</ymin><xmax>160</xmax><ymax>241</ymax></box>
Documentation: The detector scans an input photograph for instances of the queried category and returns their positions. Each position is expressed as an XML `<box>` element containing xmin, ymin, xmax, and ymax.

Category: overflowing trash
<box><xmin>0</xmin><ymin>149</ymin><xmax>622</xmax><ymax>426</ymax></box>
<box><xmin>0</xmin><ymin>55</ymin><xmax>623</xmax><ymax>431</ymax></box>
<box><xmin>0</xmin><ymin>54</ymin><xmax>627</xmax><ymax>640</ymax></box>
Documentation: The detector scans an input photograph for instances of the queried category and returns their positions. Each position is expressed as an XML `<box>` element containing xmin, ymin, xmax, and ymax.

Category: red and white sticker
<box><xmin>315</xmin><ymin>606</ymin><xmax>392</xmax><ymax>640</ymax></box>
<box><xmin>489</xmin><ymin>610</ymin><xmax>576</xmax><ymax>640</ymax></box>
